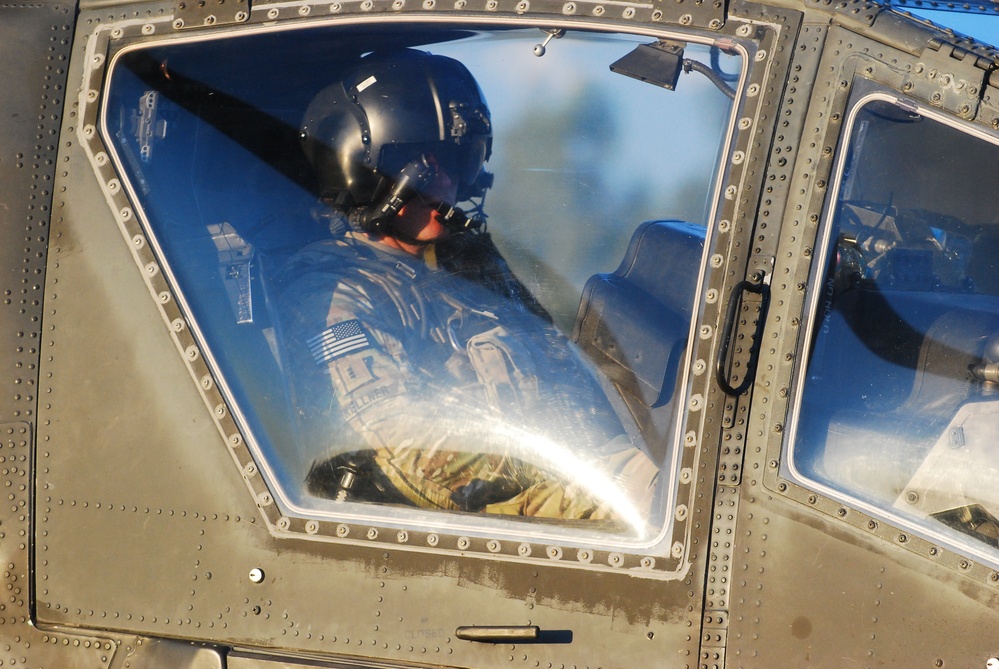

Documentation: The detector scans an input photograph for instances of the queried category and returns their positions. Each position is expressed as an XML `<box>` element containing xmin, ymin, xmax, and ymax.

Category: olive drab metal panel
<box><xmin>6</xmin><ymin>0</ymin><xmax>999</xmax><ymax>664</ymax></box>
<box><xmin>0</xmin><ymin>3</ymin><xmax>124</xmax><ymax>666</ymax></box>
<box><xmin>31</xmin><ymin>6</ymin><xmax>784</xmax><ymax>669</ymax></box>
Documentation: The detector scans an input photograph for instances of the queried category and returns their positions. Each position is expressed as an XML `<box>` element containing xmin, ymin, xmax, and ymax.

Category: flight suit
<box><xmin>275</xmin><ymin>230</ymin><xmax>657</xmax><ymax>522</ymax></box>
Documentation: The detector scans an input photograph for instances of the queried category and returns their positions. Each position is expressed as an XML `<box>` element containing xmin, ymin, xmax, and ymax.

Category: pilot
<box><xmin>275</xmin><ymin>49</ymin><xmax>657</xmax><ymax>522</ymax></box>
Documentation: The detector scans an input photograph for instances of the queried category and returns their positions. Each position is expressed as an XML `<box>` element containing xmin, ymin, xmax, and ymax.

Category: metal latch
<box><xmin>209</xmin><ymin>222</ymin><xmax>255</xmax><ymax>325</ymax></box>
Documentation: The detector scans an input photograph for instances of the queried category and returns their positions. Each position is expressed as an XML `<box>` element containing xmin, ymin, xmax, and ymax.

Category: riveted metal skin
<box><xmin>32</xmin><ymin>4</ymin><xmax>775</xmax><ymax>668</ymax></box>
<box><xmin>733</xmin><ymin>9</ymin><xmax>999</xmax><ymax>669</ymax></box>
<box><xmin>3</xmin><ymin>0</ymin><xmax>999</xmax><ymax>664</ymax></box>
<box><xmin>0</xmin><ymin>3</ymin><xmax>128</xmax><ymax>667</ymax></box>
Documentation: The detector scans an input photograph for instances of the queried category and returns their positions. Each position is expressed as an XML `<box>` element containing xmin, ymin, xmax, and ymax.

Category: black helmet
<box><xmin>301</xmin><ymin>49</ymin><xmax>493</xmax><ymax>232</ymax></box>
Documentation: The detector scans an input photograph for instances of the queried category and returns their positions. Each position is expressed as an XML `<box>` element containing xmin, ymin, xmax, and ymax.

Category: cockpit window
<box><xmin>789</xmin><ymin>96</ymin><xmax>999</xmax><ymax>561</ymax></box>
<box><xmin>101</xmin><ymin>25</ymin><xmax>740</xmax><ymax>548</ymax></box>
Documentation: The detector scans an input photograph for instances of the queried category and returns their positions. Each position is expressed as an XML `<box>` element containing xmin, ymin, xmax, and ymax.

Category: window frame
<box><xmin>92</xmin><ymin>14</ymin><xmax>753</xmax><ymax>570</ymax></box>
<box><xmin>783</xmin><ymin>82</ymin><xmax>999</xmax><ymax>569</ymax></box>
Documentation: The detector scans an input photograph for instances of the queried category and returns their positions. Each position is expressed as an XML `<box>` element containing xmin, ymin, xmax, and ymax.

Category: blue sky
<box><xmin>908</xmin><ymin>9</ymin><xmax>999</xmax><ymax>46</ymax></box>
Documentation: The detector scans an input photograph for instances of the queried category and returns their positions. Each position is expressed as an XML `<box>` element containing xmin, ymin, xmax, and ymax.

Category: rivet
<box><xmin>248</xmin><ymin>568</ymin><xmax>264</xmax><ymax>583</ymax></box>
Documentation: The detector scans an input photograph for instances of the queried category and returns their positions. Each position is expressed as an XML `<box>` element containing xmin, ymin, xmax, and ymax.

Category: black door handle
<box><xmin>716</xmin><ymin>279</ymin><xmax>771</xmax><ymax>396</ymax></box>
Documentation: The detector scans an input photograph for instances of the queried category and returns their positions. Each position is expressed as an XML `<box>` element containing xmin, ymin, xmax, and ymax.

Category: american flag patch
<box><xmin>308</xmin><ymin>319</ymin><xmax>371</xmax><ymax>365</ymax></box>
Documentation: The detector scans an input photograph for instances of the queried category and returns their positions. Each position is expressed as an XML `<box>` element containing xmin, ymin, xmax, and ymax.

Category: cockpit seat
<box><xmin>572</xmin><ymin>220</ymin><xmax>704</xmax><ymax>449</ymax></box>
<box><xmin>804</xmin><ymin>293</ymin><xmax>999</xmax><ymax>505</ymax></box>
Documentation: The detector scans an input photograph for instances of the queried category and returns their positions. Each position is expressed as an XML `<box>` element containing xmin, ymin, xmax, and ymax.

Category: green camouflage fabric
<box><xmin>276</xmin><ymin>230</ymin><xmax>657</xmax><ymax>523</ymax></box>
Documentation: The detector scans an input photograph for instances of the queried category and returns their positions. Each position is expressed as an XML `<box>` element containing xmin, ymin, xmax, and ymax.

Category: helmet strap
<box><xmin>355</xmin><ymin>155</ymin><xmax>485</xmax><ymax>243</ymax></box>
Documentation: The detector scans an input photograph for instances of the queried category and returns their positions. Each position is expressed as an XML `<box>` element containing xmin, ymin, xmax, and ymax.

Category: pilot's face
<box><xmin>388</xmin><ymin>161</ymin><xmax>459</xmax><ymax>253</ymax></box>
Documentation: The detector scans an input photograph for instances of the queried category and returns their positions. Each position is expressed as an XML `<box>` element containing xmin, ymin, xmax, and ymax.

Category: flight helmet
<box><xmin>300</xmin><ymin>49</ymin><xmax>493</xmax><ymax>233</ymax></box>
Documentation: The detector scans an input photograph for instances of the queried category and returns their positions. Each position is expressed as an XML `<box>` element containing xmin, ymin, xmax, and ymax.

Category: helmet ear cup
<box><xmin>300</xmin><ymin>49</ymin><xmax>492</xmax><ymax>220</ymax></box>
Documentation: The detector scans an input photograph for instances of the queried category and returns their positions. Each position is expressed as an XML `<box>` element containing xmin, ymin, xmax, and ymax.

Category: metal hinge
<box><xmin>901</xmin><ymin>38</ymin><xmax>994</xmax><ymax>119</ymax></box>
